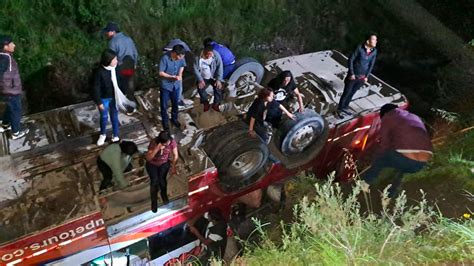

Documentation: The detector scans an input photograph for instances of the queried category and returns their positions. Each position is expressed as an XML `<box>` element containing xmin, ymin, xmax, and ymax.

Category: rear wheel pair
<box><xmin>204</xmin><ymin>110</ymin><xmax>328</xmax><ymax>193</ymax></box>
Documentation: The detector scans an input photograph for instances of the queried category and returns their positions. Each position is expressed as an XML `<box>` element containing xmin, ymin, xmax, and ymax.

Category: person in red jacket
<box><xmin>363</xmin><ymin>104</ymin><xmax>433</xmax><ymax>197</ymax></box>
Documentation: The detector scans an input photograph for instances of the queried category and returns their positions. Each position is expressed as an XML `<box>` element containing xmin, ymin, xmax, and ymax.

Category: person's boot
<box><xmin>171</xmin><ymin>120</ymin><xmax>181</xmax><ymax>128</ymax></box>
<box><xmin>335</xmin><ymin>109</ymin><xmax>346</xmax><ymax>119</ymax></box>
<box><xmin>212</xmin><ymin>103</ymin><xmax>220</xmax><ymax>112</ymax></box>
<box><xmin>151</xmin><ymin>201</ymin><xmax>158</xmax><ymax>213</ymax></box>
<box><xmin>203</xmin><ymin>102</ymin><xmax>210</xmax><ymax>112</ymax></box>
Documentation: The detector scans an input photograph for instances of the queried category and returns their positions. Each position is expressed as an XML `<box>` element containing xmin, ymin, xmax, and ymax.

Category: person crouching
<box><xmin>97</xmin><ymin>141</ymin><xmax>138</xmax><ymax>191</ymax></box>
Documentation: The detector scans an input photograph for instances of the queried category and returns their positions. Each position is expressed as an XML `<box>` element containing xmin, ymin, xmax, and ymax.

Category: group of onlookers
<box><xmin>95</xmin><ymin>22</ymin><xmax>241</xmax><ymax>141</ymax></box>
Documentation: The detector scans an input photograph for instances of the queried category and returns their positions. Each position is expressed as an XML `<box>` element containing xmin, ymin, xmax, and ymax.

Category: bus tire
<box><xmin>206</xmin><ymin>124</ymin><xmax>269</xmax><ymax>193</ymax></box>
<box><xmin>227</xmin><ymin>58</ymin><xmax>264</xmax><ymax>98</ymax></box>
<box><xmin>279</xmin><ymin>109</ymin><xmax>328</xmax><ymax>156</ymax></box>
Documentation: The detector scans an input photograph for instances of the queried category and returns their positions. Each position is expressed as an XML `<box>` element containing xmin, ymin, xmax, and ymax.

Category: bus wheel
<box><xmin>204</xmin><ymin>122</ymin><xmax>270</xmax><ymax>193</ymax></box>
<box><xmin>273</xmin><ymin>109</ymin><xmax>329</xmax><ymax>169</ymax></box>
<box><xmin>279</xmin><ymin>109</ymin><xmax>328</xmax><ymax>156</ymax></box>
<box><xmin>227</xmin><ymin>58</ymin><xmax>264</xmax><ymax>99</ymax></box>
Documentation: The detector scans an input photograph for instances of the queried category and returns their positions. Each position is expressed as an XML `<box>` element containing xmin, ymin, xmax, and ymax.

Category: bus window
<box><xmin>148</xmin><ymin>218</ymin><xmax>207</xmax><ymax>261</ymax></box>
<box><xmin>82</xmin><ymin>239</ymin><xmax>149</xmax><ymax>266</ymax></box>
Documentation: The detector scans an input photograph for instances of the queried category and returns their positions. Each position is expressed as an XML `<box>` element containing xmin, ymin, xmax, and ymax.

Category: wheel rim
<box><xmin>235</xmin><ymin>72</ymin><xmax>257</xmax><ymax>98</ymax></box>
<box><xmin>228</xmin><ymin>149</ymin><xmax>264</xmax><ymax>177</ymax></box>
<box><xmin>289</xmin><ymin>124</ymin><xmax>320</xmax><ymax>153</ymax></box>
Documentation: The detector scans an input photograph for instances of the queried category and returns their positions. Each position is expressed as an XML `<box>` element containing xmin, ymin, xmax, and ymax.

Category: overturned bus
<box><xmin>0</xmin><ymin>50</ymin><xmax>406</xmax><ymax>265</ymax></box>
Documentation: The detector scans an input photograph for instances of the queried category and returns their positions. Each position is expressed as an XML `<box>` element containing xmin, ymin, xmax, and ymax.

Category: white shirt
<box><xmin>199</xmin><ymin>57</ymin><xmax>213</xmax><ymax>80</ymax></box>
<box><xmin>274</xmin><ymin>88</ymin><xmax>288</xmax><ymax>102</ymax></box>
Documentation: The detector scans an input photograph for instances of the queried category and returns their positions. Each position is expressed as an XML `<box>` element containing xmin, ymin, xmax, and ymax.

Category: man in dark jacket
<box><xmin>103</xmin><ymin>22</ymin><xmax>138</xmax><ymax>115</ymax></box>
<box><xmin>337</xmin><ymin>33</ymin><xmax>378</xmax><ymax>116</ymax></box>
<box><xmin>363</xmin><ymin>104</ymin><xmax>433</xmax><ymax>197</ymax></box>
<box><xmin>193</xmin><ymin>44</ymin><xmax>224</xmax><ymax>112</ymax></box>
<box><xmin>0</xmin><ymin>35</ymin><xmax>28</xmax><ymax>139</ymax></box>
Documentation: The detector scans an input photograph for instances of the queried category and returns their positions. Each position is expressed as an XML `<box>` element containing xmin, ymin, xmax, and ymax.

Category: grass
<box><xmin>3</xmin><ymin>0</ymin><xmax>319</xmax><ymax>111</ymax></box>
<box><xmin>3</xmin><ymin>0</ymin><xmax>471</xmax><ymax>114</ymax></box>
<box><xmin>234</xmin><ymin>174</ymin><xmax>474</xmax><ymax>265</ymax></box>
<box><xmin>228</xmin><ymin>122</ymin><xmax>474</xmax><ymax>265</ymax></box>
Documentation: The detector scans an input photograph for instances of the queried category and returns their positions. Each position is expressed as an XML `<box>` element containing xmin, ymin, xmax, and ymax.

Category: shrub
<box><xmin>239</xmin><ymin>174</ymin><xmax>474</xmax><ymax>264</ymax></box>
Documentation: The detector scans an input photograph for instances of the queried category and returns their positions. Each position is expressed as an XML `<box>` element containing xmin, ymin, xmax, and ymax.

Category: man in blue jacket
<box><xmin>203</xmin><ymin>38</ymin><xmax>236</xmax><ymax>79</ymax></box>
<box><xmin>337</xmin><ymin>33</ymin><xmax>378</xmax><ymax>116</ymax></box>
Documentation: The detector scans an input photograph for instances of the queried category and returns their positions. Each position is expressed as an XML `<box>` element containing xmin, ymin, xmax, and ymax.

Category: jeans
<box><xmin>338</xmin><ymin>77</ymin><xmax>365</xmax><ymax>110</ymax></box>
<box><xmin>177</xmin><ymin>81</ymin><xmax>184</xmax><ymax>102</ymax></box>
<box><xmin>1</xmin><ymin>94</ymin><xmax>22</xmax><ymax>133</ymax></box>
<box><xmin>197</xmin><ymin>79</ymin><xmax>224</xmax><ymax>104</ymax></box>
<box><xmin>99</xmin><ymin>98</ymin><xmax>119</xmax><ymax>137</ymax></box>
<box><xmin>160</xmin><ymin>87</ymin><xmax>180</xmax><ymax>126</ymax></box>
<box><xmin>253</xmin><ymin>121</ymin><xmax>272</xmax><ymax>144</ymax></box>
<box><xmin>223</xmin><ymin>64</ymin><xmax>236</xmax><ymax>79</ymax></box>
<box><xmin>363</xmin><ymin>150</ymin><xmax>427</xmax><ymax>197</ymax></box>
<box><xmin>146</xmin><ymin>161</ymin><xmax>171</xmax><ymax>211</ymax></box>
<box><xmin>265</xmin><ymin>106</ymin><xmax>282</xmax><ymax>127</ymax></box>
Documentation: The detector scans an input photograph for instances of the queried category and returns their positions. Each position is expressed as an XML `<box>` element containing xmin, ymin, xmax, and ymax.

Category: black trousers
<box><xmin>338</xmin><ymin>77</ymin><xmax>365</xmax><ymax>110</ymax></box>
<box><xmin>97</xmin><ymin>157</ymin><xmax>113</xmax><ymax>190</ymax></box>
<box><xmin>146</xmin><ymin>161</ymin><xmax>171</xmax><ymax>211</ymax></box>
<box><xmin>97</xmin><ymin>157</ymin><xmax>133</xmax><ymax>191</ymax></box>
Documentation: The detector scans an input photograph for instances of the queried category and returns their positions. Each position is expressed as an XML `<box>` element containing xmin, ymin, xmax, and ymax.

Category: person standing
<box><xmin>203</xmin><ymin>38</ymin><xmax>236</xmax><ymax>79</ymax></box>
<box><xmin>103</xmin><ymin>22</ymin><xmax>138</xmax><ymax>114</ymax></box>
<box><xmin>0</xmin><ymin>35</ymin><xmax>29</xmax><ymax>139</ymax></box>
<box><xmin>163</xmin><ymin>39</ymin><xmax>192</xmax><ymax>107</ymax></box>
<box><xmin>363</xmin><ymin>104</ymin><xmax>433</xmax><ymax>197</ymax></box>
<box><xmin>145</xmin><ymin>131</ymin><xmax>179</xmax><ymax>212</ymax></box>
<box><xmin>193</xmin><ymin>44</ymin><xmax>224</xmax><ymax>112</ymax></box>
<box><xmin>93</xmin><ymin>49</ymin><xmax>136</xmax><ymax>146</ymax></box>
<box><xmin>337</xmin><ymin>33</ymin><xmax>378</xmax><ymax>116</ymax></box>
<box><xmin>97</xmin><ymin>141</ymin><xmax>138</xmax><ymax>190</ymax></box>
<box><xmin>158</xmin><ymin>44</ymin><xmax>186</xmax><ymax>130</ymax></box>
<box><xmin>267</xmin><ymin>70</ymin><xmax>305</xmax><ymax>124</ymax></box>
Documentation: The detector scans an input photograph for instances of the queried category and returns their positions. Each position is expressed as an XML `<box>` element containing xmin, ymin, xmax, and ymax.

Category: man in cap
<box><xmin>0</xmin><ymin>35</ymin><xmax>29</xmax><ymax>139</ymax></box>
<box><xmin>103</xmin><ymin>22</ymin><xmax>139</xmax><ymax>114</ymax></box>
<box><xmin>158</xmin><ymin>44</ymin><xmax>187</xmax><ymax>130</ymax></box>
<box><xmin>163</xmin><ymin>39</ymin><xmax>192</xmax><ymax>107</ymax></box>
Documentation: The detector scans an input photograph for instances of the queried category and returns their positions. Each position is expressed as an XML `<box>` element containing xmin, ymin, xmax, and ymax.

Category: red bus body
<box><xmin>0</xmin><ymin>50</ymin><xmax>407</xmax><ymax>265</ymax></box>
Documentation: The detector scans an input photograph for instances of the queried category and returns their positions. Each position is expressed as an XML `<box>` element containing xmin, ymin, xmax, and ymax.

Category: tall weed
<box><xmin>240</xmin><ymin>175</ymin><xmax>474</xmax><ymax>264</ymax></box>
